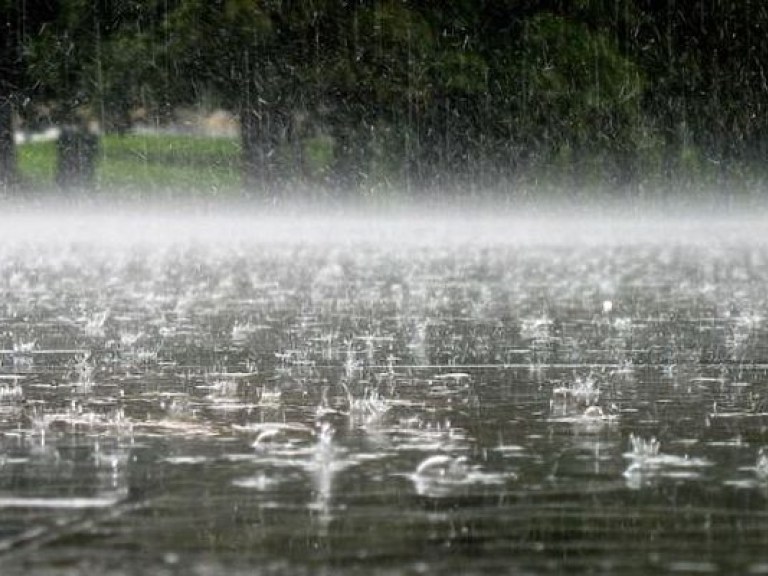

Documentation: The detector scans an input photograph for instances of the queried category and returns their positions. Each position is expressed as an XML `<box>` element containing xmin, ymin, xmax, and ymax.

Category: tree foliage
<box><xmin>6</xmin><ymin>0</ymin><xmax>768</xmax><ymax>194</ymax></box>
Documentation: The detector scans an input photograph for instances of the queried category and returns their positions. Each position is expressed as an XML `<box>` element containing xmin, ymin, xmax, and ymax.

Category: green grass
<box><xmin>18</xmin><ymin>139</ymin><xmax>57</xmax><ymax>188</ymax></box>
<box><xmin>16</xmin><ymin>131</ymin><xmax>767</xmax><ymax>208</ymax></box>
<box><xmin>18</xmin><ymin>133</ymin><xmax>243</xmax><ymax>197</ymax></box>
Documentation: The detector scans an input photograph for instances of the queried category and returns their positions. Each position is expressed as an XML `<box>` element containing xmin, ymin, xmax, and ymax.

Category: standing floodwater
<box><xmin>1</xmin><ymin>212</ymin><xmax>768</xmax><ymax>575</ymax></box>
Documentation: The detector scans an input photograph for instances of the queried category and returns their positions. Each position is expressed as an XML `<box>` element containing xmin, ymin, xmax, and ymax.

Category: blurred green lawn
<box><xmin>18</xmin><ymin>133</ymin><xmax>243</xmax><ymax>197</ymax></box>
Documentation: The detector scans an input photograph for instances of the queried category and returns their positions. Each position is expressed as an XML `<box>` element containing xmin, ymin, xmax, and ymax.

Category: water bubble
<box><xmin>624</xmin><ymin>434</ymin><xmax>712</xmax><ymax>488</ymax></box>
<box><xmin>756</xmin><ymin>448</ymin><xmax>768</xmax><ymax>481</ymax></box>
<box><xmin>409</xmin><ymin>454</ymin><xmax>510</xmax><ymax>497</ymax></box>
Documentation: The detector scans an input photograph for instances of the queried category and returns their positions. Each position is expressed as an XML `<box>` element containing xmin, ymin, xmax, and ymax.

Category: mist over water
<box><xmin>3</xmin><ymin>197</ymin><xmax>767</xmax><ymax>247</ymax></box>
<box><xmin>2</xmin><ymin>201</ymin><xmax>768</xmax><ymax>575</ymax></box>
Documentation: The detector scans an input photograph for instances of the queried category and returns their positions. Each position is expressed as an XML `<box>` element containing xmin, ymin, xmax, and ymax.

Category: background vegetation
<box><xmin>2</xmin><ymin>1</ymin><xmax>768</xmax><ymax>201</ymax></box>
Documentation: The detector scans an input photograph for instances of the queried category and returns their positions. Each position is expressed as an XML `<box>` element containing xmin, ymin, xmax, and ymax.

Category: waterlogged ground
<box><xmin>1</xmin><ymin>212</ymin><xmax>768</xmax><ymax>575</ymax></box>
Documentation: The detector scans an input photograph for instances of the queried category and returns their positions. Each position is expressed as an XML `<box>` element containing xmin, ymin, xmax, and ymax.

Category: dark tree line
<box><xmin>2</xmin><ymin>0</ymin><xmax>768</xmax><ymax>195</ymax></box>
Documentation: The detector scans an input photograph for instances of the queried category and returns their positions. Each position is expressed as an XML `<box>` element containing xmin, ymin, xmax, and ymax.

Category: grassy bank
<box><xmin>15</xmin><ymin>132</ymin><xmax>768</xmax><ymax>211</ymax></box>
<box><xmin>18</xmin><ymin>133</ymin><xmax>243</xmax><ymax>198</ymax></box>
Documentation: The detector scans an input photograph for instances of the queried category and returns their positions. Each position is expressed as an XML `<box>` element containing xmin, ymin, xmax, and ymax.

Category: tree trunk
<box><xmin>240</xmin><ymin>106</ymin><xmax>262</xmax><ymax>192</ymax></box>
<box><xmin>240</xmin><ymin>102</ymin><xmax>288</xmax><ymax>198</ymax></box>
<box><xmin>0</xmin><ymin>95</ymin><xmax>16</xmax><ymax>191</ymax></box>
<box><xmin>56</xmin><ymin>126</ymin><xmax>100</xmax><ymax>190</ymax></box>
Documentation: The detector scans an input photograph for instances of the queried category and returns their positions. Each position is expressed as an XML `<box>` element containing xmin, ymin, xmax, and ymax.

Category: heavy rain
<box><xmin>2</xmin><ymin>3</ymin><xmax>768</xmax><ymax>575</ymax></box>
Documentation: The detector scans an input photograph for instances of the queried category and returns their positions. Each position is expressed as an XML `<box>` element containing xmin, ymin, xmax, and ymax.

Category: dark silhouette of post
<box><xmin>56</xmin><ymin>126</ymin><xmax>100</xmax><ymax>189</ymax></box>
<box><xmin>0</xmin><ymin>96</ymin><xmax>15</xmax><ymax>191</ymax></box>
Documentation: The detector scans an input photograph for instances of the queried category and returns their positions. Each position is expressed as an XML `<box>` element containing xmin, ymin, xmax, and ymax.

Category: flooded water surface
<box><xmin>1</xmin><ymin>212</ymin><xmax>768</xmax><ymax>575</ymax></box>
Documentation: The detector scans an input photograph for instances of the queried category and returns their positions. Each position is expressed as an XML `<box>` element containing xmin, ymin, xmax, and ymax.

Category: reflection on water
<box><xmin>2</xmin><ymin>213</ymin><xmax>768</xmax><ymax>574</ymax></box>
